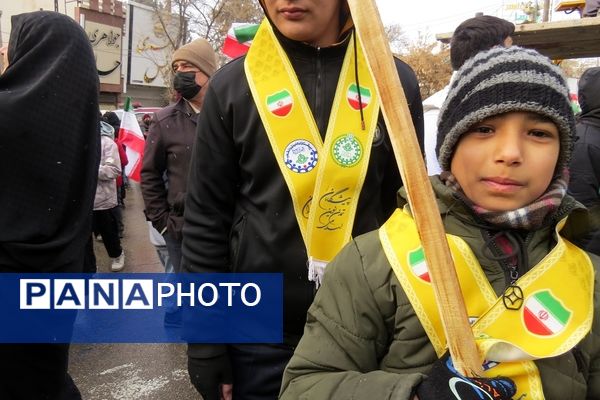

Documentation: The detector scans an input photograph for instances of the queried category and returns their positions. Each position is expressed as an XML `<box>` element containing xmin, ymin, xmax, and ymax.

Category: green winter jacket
<box><xmin>280</xmin><ymin>177</ymin><xmax>600</xmax><ymax>400</ymax></box>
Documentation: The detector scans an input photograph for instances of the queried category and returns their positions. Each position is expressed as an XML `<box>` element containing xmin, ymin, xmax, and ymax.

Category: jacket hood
<box><xmin>257</xmin><ymin>0</ymin><xmax>353</xmax><ymax>43</ymax></box>
<box><xmin>100</xmin><ymin>121</ymin><xmax>115</xmax><ymax>139</ymax></box>
<box><xmin>578</xmin><ymin>67</ymin><xmax>600</xmax><ymax>125</ymax></box>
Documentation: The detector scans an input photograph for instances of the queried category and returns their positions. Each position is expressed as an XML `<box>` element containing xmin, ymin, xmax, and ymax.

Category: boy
<box><xmin>280</xmin><ymin>46</ymin><xmax>600</xmax><ymax>399</ymax></box>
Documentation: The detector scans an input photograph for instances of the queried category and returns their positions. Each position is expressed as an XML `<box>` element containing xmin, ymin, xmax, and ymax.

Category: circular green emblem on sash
<box><xmin>332</xmin><ymin>134</ymin><xmax>362</xmax><ymax>167</ymax></box>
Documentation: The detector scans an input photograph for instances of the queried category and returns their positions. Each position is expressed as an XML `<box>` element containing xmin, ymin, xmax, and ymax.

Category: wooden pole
<box><xmin>346</xmin><ymin>0</ymin><xmax>483</xmax><ymax>376</ymax></box>
<box><xmin>543</xmin><ymin>0</ymin><xmax>551</xmax><ymax>22</ymax></box>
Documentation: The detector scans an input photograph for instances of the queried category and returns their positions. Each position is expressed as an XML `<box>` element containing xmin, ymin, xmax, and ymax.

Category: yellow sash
<box><xmin>379</xmin><ymin>208</ymin><xmax>595</xmax><ymax>400</ymax></box>
<box><xmin>245</xmin><ymin>20</ymin><xmax>380</xmax><ymax>285</ymax></box>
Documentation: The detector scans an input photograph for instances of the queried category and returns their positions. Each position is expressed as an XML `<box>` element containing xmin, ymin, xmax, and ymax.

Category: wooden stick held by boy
<box><xmin>346</xmin><ymin>0</ymin><xmax>482</xmax><ymax>376</ymax></box>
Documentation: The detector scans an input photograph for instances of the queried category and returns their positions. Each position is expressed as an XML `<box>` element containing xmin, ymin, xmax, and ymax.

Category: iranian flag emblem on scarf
<box><xmin>222</xmin><ymin>23</ymin><xmax>259</xmax><ymax>59</ymax></box>
<box><xmin>347</xmin><ymin>83</ymin><xmax>371</xmax><ymax>110</ymax></box>
<box><xmin>523</xmin><ymin>290</ymin><xmax>571</xmax><ymax>336</ymax></box>
<box><xmin>116</xmin><ymin>97</ymin><xmax>145</xmax><ymax>182</ymax></box>
<box><xmin>408</xmin><ymin>247</ymin><xmax>430</xmax><ymax>283</ymax></box>
<box><xmin>267</xmin><ymin>90</ymin><xmax>293</xmax><ymax>117</ymax></box>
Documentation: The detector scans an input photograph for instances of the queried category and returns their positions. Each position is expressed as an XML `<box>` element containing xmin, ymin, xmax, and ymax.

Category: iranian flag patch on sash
<box><xmin>408</xmin><ymin>247</ymin><xmax>430</xmax><ymax>283</ymax></box>
<box><xmin>347</xmin><ymin>83</ymin><xmax>371</xmax><ymax>110</ymax></box>
<box><xmin>523</xmin><ymin>290</ymin><xmax>571</xmax><ymax>336</ymax></box>
<box><xmin>267</xmin><ymin>90</ymin><xmax>293</xmax><ymax>117</ymax></box>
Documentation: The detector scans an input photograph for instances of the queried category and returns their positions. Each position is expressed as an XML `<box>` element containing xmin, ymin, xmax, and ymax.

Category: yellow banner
<box><xmin>245</xmin><ymin>20</ymin><xmax>380</xmax><ymax>283</ymax></box>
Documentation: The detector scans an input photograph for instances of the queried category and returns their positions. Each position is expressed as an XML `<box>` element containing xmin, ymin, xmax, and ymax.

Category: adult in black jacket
<box><xmin>142</xmin><ymin>39</ymin><xmax>217</xmax><ymax>271</ymax></box>
<box><xmin>568</xmin><ymin>67</ymin><xmax>600</xmax><ymax>255</ymax></box>
<box><xmin>0</xmin><ymin>11</ymin><xmax>100</xmax><ymax>399</ymax></box>
<box><xmin>181</xmin><ymin>1</ymin><xmax>424</xmax><ymax>399</ymax></box>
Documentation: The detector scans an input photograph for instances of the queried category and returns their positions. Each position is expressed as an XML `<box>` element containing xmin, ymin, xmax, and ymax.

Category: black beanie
<box><xmin>436</xmin><ymin>46</ymin><xmax>575</xmax><ymax>173</ymax></box>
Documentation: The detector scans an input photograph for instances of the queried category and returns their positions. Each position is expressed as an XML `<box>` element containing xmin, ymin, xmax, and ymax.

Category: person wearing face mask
<box><xmin>141</xmin><ymin>38</ymin><xmax>217</xmax><ymax>325</ymax></box>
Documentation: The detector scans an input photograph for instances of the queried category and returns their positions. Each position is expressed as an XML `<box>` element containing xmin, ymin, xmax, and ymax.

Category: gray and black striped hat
<box><xmin>436</xmin><ymin>46</ymin><xmax>575</xmax><ymax>172</ymax></box>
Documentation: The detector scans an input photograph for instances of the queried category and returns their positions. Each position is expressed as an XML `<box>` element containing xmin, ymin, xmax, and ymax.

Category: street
<box><xmin>68</xmin><ymin>183</ymin><xmax>200</xmax><ymax>400</ymax></box>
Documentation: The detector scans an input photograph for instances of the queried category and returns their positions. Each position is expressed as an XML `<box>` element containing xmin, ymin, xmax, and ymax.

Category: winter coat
<box><xmin>422</xmin><ymin>72</ymin><xmax>456</xmax><ymax>175</ymax></box>
<box><xmin>568</xmin><ymin>67</ymin><xmax>600</xmax><ymax>255</ymax></box>
<box><xmin>94</xmin><ymin>134</ymin><xmax>121</xmax><ymax>211</ymax></box>
<box><xmin>141</xmin><ymin>98</ymin><xmax>198</xmax><ymax>240</ymax></box>
<box><xmin>422</xmin><ymin>86</ymin><xmax>448</xmax><ymax>175</ymax></box>
<box><xmin>0</xmin><ymin>11</ymin><xmax>99</xmax><ymax>272</ymax></box>
<box><xmin>280</xmin><ymin>177</ymin><xmax>600</xmax><ymax>400</ymax></box>
<box><xmin>181</xmin><ymin>25</ymin><xmax>424</xmax><ymax>357</ymax></box>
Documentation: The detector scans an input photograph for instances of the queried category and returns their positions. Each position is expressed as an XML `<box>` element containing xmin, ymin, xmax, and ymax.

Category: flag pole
<box><xmin>346</xmin><ymin>0</ymin><xmax>483</xmax><ymax>376</ymax></box>
<box><xmin>123</xmin><ymin>96</ymin><xmax>132</xmax><ymax>111</ymax></box>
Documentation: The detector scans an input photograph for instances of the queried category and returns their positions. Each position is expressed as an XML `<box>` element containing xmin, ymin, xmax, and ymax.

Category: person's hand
<box><xmin>416</xmin><ymin>353</ymin><xmax>516</xmax><ymax>400</ymax></box>
<box><xmin>173</xmin><ymin>192</ymin><xmax>186</xmax><ymax>215</ymax></box>
<box><xmin>188</xmin><ymin>353</ymin><xmax>233</xmax><ymax>400</ymax></box>
<box><xmin>220</xmin><ymin>383</ymin><xmax>233</xmax><ymax>400</ymax></box>
<box><xmin>0</xmin><ymin>46</ymin><xmax>8</xmax><ymax>74</ymax></box>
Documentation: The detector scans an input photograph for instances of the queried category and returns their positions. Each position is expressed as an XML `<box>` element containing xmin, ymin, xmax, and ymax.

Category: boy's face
<box><xmin>263</xmin><ymin>0</ymin><xmax>342</xmax><ymax>47</ymax></box>
<box><xmin>450</xmin><ymin>111</ymin><xmax>560</xmax><ymax>211</ymax></box>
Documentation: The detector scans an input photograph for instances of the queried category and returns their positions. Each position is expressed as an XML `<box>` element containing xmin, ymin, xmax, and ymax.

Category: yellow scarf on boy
<box><xmin>380</xmin><ymin>208</ymin><xmax>594</xmax><ymax>399</ymax></box>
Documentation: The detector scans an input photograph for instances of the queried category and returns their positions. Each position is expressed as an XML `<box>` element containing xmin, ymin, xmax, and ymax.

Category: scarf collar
<box><xmin>440</xmin><ymin>170</ymin><xmax>569</xmax><ymax>231</ymax></box>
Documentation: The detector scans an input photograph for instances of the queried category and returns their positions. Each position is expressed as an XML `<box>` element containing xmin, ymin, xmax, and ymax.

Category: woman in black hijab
<box><xmin>0</xmin><ymin>11</ymin><xmax>100</xmax><ymax>399</ymax></box>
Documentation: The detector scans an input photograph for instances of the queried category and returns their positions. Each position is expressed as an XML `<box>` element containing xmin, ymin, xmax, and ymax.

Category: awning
<box><xmin>436</xmin><ymin>17</ymin><xmax>600</xmax><ymax>60</ymax></box>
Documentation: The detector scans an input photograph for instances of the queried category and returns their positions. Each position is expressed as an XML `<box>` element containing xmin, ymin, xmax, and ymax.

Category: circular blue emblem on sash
<box><xmin>284</xmin><ymin>139</ymin><xmax>318</xmax><ymax>173</ymax></box>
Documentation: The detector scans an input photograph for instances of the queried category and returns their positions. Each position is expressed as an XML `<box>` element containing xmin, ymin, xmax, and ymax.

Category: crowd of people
<box><xmin>1</xmin><ymin>1</ymin><xmax>600</xmax><ymax>399</ymax></box>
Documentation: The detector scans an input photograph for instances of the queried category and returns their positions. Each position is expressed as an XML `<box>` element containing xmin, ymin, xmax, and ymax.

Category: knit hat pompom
<box><xmin>436</xmin><ymin>46</ymin><xmax>575</xmax><ymax>172</ymax></box>
<box><xmin>171</xmin><ymin>38</ymin><xmax>217</xmax><ymax>77</ymax></box>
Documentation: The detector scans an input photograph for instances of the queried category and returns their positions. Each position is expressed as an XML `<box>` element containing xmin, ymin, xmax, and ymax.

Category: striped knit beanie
<box><xmin>436</xmin><ymin>46</ymin><xmax>575</xmax><ymax>173</ymax></box>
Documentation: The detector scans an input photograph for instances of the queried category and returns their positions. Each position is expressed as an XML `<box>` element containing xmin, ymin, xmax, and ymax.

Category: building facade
<box><xmin>1</xmin><ymin>0</ymin><xmax>170</xmax><ymax>109</ymax></box>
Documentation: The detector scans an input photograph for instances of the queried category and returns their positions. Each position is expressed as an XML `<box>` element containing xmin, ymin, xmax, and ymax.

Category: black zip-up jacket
<box><xmin>182</xmin><ymin>28</ymin><xmax>424</xmax><ymax>353</ymax></box>
<box><xmin>568</xmin><ymin>67</ymin><xmax>600</xmax><ymax>255</ymax></box>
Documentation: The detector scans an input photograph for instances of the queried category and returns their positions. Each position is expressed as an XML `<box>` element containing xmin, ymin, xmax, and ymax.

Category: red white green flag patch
<box><xmin>408</xmin><ymin>247</ymin><xmax>430</xmax><ymax>283</ymax></box>
<box><xmin>347</xmin><ymin>83</ymin><xmax>371</xmax><ymax>110</ymax></box>
<box><xmin>523</xmin><ymin>290</ymin><xmax>571</xmax><ymax>336</ymax></box>
<box><xmin>267</xmin><ymin>90</ymin><xmax>293</xmax><ymax>117</ymax></box>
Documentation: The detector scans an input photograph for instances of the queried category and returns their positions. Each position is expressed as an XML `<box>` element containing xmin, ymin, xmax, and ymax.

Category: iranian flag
<box><xmin>116</xmin><ymin>97</ymin><xmax>145</xmax><ymax>182</ymax></box>
<box><xmin>267</xmin><ymin>90</ymin><xmax>293</xmax><ymax>117</ymax></box>
<box><xmin>222</xmin><ymin>23</ymin><xmax>259</xmax><ymax>59</ymax></box>
<box><xmin>408</xmin><ymin>247</ymin><xmax>430</xmax><ymax>283</ymax></box>
<box><xmin>523</xmin><ymin>290</ymin><xmax>571</xmax><ymax>336</ymax></box>
<box><xmin>347</xmin><ymin>83</ymin><xmax>371</xmax><ymax>110</ymax></box>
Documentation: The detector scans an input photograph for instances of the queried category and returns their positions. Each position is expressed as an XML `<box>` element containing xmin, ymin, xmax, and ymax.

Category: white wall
<box><xmin>1</xmin><ymin>0</ymin><xmax>83</xmax><ymax>46</ymax></box>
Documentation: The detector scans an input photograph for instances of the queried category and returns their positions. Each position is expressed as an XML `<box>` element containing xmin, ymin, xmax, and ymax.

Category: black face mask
<box><xmin>173</xmin><ymin>71</ymin><xmax>201</xmax><ymax>100</ymax></box>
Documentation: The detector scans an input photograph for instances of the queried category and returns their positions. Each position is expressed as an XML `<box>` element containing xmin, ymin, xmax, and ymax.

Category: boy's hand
<box><xmin>416</xmin><ymin>353</ymin><xmax>516</xmax><ymax>400</ymax></box>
